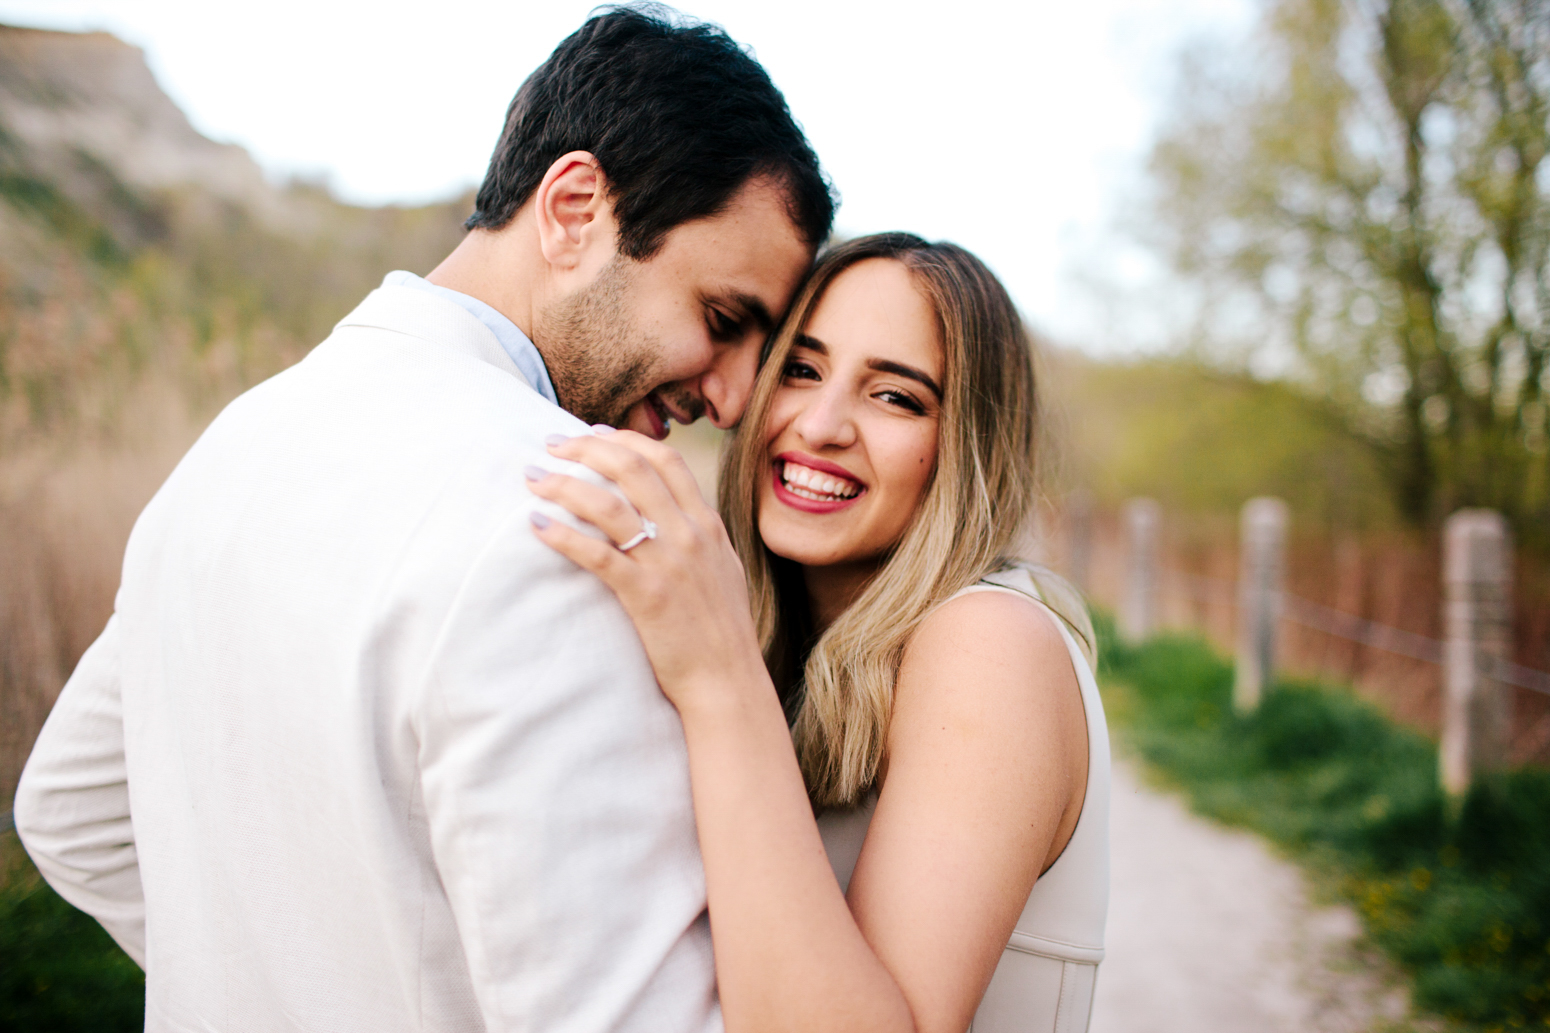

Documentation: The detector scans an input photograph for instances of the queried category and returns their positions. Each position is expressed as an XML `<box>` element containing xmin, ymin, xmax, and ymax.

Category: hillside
<box><xmin>0</xmin><ymin>24</ymin><xmax>276</xmax><ymax>232</ymax></box>
<box><xmin>0</xmin><ymin>23</ymin><xmax>471</xmax><ymax>448</ymax></box>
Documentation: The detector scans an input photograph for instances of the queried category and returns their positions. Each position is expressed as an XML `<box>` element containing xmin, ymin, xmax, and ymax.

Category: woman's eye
<box><xmin>877</xmin><ymin>389</ymin><xmax>926</xmax><ymax>415</ymax></box>
<box><xmin>783</xmin><ymin>360</ymin><xmax>820</xmax><ymax>381</ymax></box>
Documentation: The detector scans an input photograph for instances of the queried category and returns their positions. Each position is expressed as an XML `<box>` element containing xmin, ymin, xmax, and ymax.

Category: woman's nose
<box><xmin>792</xmin><ymin>386</ymin><xmax>857</xmax><ymax>450</ymax></box>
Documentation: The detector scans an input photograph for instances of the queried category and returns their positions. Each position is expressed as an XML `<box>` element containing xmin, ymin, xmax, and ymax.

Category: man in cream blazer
<box><xmin>13</xmin><ymin>10</ymin><xmax>834</xmax><ymax>1031</ymax></box>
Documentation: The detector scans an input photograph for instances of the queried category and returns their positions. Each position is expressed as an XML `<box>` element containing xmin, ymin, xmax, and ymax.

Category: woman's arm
<box><xmin>676</xmin><ymin>638</ymin><xmax>917</xmax><ymax>1032</ymax></box>
<box><xmin>528</xmin><ymin>430</ymin><xmax>1086</xmax><ymax>1033</ymax></box>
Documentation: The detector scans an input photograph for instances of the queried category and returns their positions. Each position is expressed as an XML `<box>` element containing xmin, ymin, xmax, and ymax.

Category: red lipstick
<box><xmin>770</xmin><ymin>452</ymin><xmax>866</xmax><ymax>514</ymax></box>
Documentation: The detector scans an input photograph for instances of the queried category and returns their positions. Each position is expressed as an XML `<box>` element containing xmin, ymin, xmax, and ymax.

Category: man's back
<box><xmin>17</xmin><ymin>285</ymin><xmax>721</xmax><ymax>1032</ymax></box>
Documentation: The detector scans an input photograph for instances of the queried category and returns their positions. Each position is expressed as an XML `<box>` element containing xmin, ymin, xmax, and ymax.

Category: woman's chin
<box><xmin>757</xmin><ymin>519</ymin><xmax>852</xmax><ymax>570</ymax></box>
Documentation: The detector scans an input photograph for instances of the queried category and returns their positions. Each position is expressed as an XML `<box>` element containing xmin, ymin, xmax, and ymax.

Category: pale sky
<box><xmin>0</xmin><ymin>0</ymin><xmax>1251</xmax><ymax>349</ymax></box>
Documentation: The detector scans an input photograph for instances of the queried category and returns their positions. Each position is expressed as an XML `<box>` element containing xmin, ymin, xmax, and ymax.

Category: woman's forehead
<box><xmin>803</xmin><ymin>259</ymin><xmax>942</xmax><ymax>375</ymax></box>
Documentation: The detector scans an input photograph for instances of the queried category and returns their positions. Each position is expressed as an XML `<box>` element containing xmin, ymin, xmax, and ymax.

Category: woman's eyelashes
<box><xmin>782</xmin><ymin>357</ymin><xmax>929</xmax><ymax>415</ymax></box>
<box><xmin>783</xmin><ymin>357</ymin><xmax>821</xmax><ymax>381</ymax></box>
<box><xmin>875</xmin><ymin>388</ymin><xmax>927</xmax><ymax>415</ymax></box>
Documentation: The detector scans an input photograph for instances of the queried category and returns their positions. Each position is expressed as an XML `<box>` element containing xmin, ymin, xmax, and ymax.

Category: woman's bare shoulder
<box><xmin>883</xmin><ymin>584</ymin><xmax>1088</xmax><ymax>870</ymax></box>
<box><xmin>891</xmin><ymin>588</ymin><xmax>1082</xmax><ymax>750</ymax></box>
<box><xmin>905</xmin><ymin>587</ymin><xmax>1074</xmax><ymax>684</ymax></box>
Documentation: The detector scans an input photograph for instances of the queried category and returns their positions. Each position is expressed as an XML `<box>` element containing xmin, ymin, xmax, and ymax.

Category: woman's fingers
<box><xmin>525</xmin><ymin>468</ymin><xmax>652</xmax><ymax>549</ymax></box>
<box><xmin>542</xmin><ymin>432</ymin><xmax>681</xmax><ymax>528</ymax></box>
<box><xmin>551</xmin><ymin>429</ymin><xmax>709</xmax><ymax>516</ymax></box>
<box><xmin>529</xmin><ymin>511</ymin><xmax>638</xmax><ymax>588</ymax></box>
<box><xmin>607</xmin><ymin>432</ymin><xmax>711</xmax><ymax>513</ymax></box>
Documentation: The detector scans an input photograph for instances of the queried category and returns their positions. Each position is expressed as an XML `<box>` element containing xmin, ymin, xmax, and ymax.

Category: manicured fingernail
<box><xmin>523</xmin><ymin>465</ymin><xmax>547</xmax><ymax>482</ymax></box>
<box><xmin>590</xmin><ymin>423</ymin><xmax>616</xmax><ymax>434</ymax></box>
<box><xmin>544</xmin><ymin>434</ymin><xmax>567</xmax><ymax>447</ymax></box>
<box><xmin>530</xmin><ymin>511</ymin><xmax>551</xmax><ymax>529</ymax></box>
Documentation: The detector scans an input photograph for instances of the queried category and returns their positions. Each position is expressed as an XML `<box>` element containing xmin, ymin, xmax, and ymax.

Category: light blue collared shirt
<box><xmin>383</xmin><ymin>270</ymin><xmax>559</xmax><ymax>407</ymax></box>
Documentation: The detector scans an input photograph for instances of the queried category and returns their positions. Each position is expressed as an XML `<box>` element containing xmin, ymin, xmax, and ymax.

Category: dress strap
<box><xmin>957</xmin><ymin>567</ymin><xmax>1093</xmax><ymax>659</ymax></box>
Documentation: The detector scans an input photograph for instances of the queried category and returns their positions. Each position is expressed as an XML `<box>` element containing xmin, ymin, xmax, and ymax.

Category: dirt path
<box><xmin>1091</xmin><ymin>757</ymin><xmax>1417</xmax><ymax>1033</ymax></box>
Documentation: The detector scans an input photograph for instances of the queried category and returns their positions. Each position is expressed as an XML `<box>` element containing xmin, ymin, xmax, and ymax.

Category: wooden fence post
<box><xmin>1234</xmin><ymin>497</ymin><xmax>1289</xmax><ymax>713</ymax></box>
<box><xmin>1441</xmin><ymin>510</ymin><xmax>1514</xmax><ymax>796</ymax></box>
<box><xmin>1066</xmin><ymin>488</ymin><xmax>1093</xmax><ymax>594</ymax></box>
<box><xmin>1120</xmin><ymin>498</ymin><xmax>1160</xmax><ymax>644</ymax></box>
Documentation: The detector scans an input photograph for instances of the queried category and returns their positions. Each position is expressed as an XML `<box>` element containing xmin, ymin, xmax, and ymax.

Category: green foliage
<box><xmin>1096</xmin><ymin>611</ymin><xmax>1550</xmax><ymax>1028</ymax></box>
<box><xmin>1056</xmin><ymin>351</ymin><xmax>1398</xmax><ymax>526</ymax></box>
<box><xmin>0</xmin><ymin>171</ymin><xmax>124</xmax><ymax>267</ymax></box>
<box><xmin>0</xmin><ymin>834</ymin><xmax>144</xmax><ymax>1032</ymax></box>
<box><xmin>1147</xmin><ymin>0</ymin><xmax>1550</xmax><ymax>537</ymax></box>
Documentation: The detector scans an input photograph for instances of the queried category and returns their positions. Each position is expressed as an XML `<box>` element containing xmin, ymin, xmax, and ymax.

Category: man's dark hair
<box><xmin>466</xmin><ymin>5</ymin><xmax>835</xmax><ymax>259</ymax></box>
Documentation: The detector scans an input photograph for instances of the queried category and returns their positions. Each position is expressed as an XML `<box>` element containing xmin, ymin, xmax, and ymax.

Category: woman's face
<box><xmin>757</xmin><ymin>258</ymin><xmax>943</xmax><ymax>570</ymax></box>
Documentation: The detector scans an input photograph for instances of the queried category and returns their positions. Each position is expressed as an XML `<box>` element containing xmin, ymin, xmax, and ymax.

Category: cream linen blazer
<box><xmin>15</xmin><ymin>282</ymin><xmax>723</xmax><ymax>1033</ymax></box>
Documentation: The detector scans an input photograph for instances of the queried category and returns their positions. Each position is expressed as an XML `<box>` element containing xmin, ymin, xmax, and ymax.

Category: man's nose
<box><xmin>698</xmin><ymin>340</ymin><xmax>763</xmax><ymax>430</ymax></box>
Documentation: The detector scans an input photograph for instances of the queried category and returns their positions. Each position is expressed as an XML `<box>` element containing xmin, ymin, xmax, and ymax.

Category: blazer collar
<box><xmin>335</xmin><ymin>283</ymin><xmax>537</xmax><ymax>393</ymax></box>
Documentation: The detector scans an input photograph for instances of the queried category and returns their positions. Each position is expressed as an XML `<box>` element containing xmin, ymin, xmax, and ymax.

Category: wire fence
<box><xmin>1162</xmin><ymin>568</ymin><xmax>1550</xmax><ymax>697</ymax></box>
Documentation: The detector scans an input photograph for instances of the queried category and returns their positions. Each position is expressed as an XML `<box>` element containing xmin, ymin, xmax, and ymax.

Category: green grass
<box><xmin>0</xmin><ymin>832</ymin><xmax>144</xmax><ymax>1031</ymax></box>
<box><xmin>1094</xmin><ymin>612</ymin><xmax>1550</xmax><ymax>1030</ymax></box>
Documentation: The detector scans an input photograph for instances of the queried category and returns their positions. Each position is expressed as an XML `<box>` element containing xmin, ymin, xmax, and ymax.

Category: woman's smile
<box><xmin>772</xmin><ymin>453</ymin><xmax>867</xmax><ymax>512</ymax></box>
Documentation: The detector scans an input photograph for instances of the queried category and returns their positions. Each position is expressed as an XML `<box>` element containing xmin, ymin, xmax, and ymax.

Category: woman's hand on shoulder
<box><xmin>525</xmin><ymin>428</ymin><xmax>768</xmax><ymax>715</ymax></box>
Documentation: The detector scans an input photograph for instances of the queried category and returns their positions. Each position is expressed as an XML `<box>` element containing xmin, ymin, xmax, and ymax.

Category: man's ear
<box><xmin>533</xmin><ymin>151</ymin><xmax>618</xmax><ymax>275</ymax></box>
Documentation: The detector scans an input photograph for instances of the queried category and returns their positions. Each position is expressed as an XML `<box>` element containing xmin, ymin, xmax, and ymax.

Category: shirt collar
<box><xmin>382</xmin><ymin>271</ymin><xmax>558</xmax><ymax>406</ymax></box>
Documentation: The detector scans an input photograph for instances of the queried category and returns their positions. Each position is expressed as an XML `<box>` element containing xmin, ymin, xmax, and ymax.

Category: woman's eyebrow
<box><xmin>868</xmin><ymin>359</ymin><xmax>942</xmax><ymax>400</ymax></box>
<box><xmin>794</xmin><ymin>332</ymin><xmax>827</xmax><ymax>354</ymax></box>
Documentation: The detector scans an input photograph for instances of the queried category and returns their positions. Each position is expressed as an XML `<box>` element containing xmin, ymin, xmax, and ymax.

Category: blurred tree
<box><xmin>1050</xmin><ymin>351</ymin><xmax>1400</xmax><ymax>528</ymax></box>
<box><xmin>1148</xmin><ymin>0</ymin><xmax>1549</xmax><ymax>537</ymax></box>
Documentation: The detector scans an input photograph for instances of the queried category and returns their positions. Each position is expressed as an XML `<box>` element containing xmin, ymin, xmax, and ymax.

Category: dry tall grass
<box><xmin>0</xmin><ymin>379</ymin><xmax>209</xmax><ymax>810</ymax></box>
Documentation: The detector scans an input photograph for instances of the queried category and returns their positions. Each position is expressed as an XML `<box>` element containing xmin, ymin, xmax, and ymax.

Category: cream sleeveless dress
<box><xmin>816</xmin><ymin>567</ymin><xmax>1110</xmax><ymax>1033</ymax></box>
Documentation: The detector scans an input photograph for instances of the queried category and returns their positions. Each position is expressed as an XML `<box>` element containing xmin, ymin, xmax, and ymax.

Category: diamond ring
<box><xmin>617</xmin><ymin>517</ymin><xmax>658</xmax><ymax>553</ymax></box>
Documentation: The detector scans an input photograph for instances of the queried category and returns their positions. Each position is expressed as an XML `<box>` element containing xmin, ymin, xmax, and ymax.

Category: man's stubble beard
<box><xmin>534</xmin><ymin>257</ymin><xmax>703</xmax><ymax>429</ymax></box>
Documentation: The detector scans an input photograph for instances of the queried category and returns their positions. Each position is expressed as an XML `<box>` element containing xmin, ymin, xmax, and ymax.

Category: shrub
<box><xmin>0</xmin><ymin>833</ymin><xmax>144</xmax><ymax>1031</ymax></box>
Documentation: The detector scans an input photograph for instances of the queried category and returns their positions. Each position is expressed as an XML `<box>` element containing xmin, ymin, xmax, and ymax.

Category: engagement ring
<box><xmin>617</xmin><ymin>518</ymin><xmax>658</xmax><ymax>553</ymax></box>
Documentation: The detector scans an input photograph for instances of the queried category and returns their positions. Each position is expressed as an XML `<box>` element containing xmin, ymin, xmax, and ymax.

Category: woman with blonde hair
<box><xmin>528</xmin><ymin>232</ymin><xmax>1108</xmax><ymax>1033</ymax></box>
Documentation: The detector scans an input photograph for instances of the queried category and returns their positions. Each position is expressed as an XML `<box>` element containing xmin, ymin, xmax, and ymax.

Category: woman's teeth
<box><xmin>781</xmin><ymin>461</ymin><xmax>861</xmax><ymax>501</ymax></box>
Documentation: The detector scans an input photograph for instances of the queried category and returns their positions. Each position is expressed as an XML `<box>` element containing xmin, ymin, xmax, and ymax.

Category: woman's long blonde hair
<box><xmin>719</xmin><ymin>233</ymin><xmax>1095</xmax><ymax>809</ymax></box>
